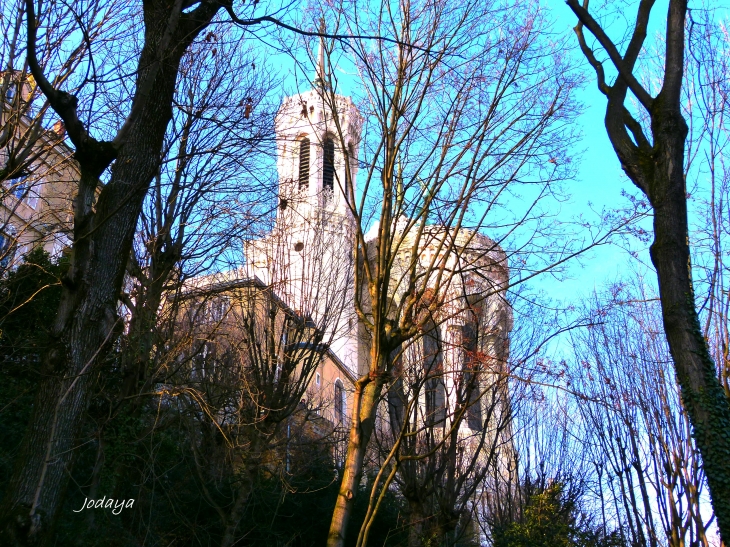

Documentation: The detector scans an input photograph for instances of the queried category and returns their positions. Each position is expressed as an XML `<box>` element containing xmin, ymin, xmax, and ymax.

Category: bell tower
<box><xmin>274</xmin><ymin>37</ymin><xmax>362</xmax><ymax>225</ymax></box>
<box><xmin>244</xmin><ymin>39</ymin><xmax>363</xmax><ymax>376</ymax></box>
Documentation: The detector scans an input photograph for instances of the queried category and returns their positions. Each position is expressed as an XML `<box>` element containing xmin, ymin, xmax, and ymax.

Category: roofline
<box><xmin>180</xmin><ymin>273</ymin><xmax>357</xmax><ymax>383</ymax></box>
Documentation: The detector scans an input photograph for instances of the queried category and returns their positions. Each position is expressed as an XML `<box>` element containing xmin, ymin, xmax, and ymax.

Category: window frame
<box><xmin>298</xmin><ymin>137</ymin><xmax>310</xmax><ymax>189</ymax></box>
<box><xmin>322</xmin><ymin>137</ymin><xmax>335</xmax><ymax>193</ymax></box>
<box><xmin>334</xmin><ymin>378</ymin><xmax>346</xmax><ymax>423</ymax></box>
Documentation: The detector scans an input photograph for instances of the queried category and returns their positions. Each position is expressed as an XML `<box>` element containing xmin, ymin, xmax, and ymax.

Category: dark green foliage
<box><xmin>0</xmin><ymin>250</ymin><xmax>408</xmax><ymax>545</ymax></box>
<box><xmin>0</xmin><ymin>248</ymin><xmax>67</xmax><ymax>500</ymax></box>
<box><xmin>53</xmin><ymin>402</ymin><xmax>406</xmax><ymax>546</ymax></box>
<box><xmin>490</xmin><ymin>475</ymin><xmax>624</xmax><ymax>547</ymax></box>
<box><xmin>0</xmin><ymin>247</ymin><xmax>67</xmax><ymax>357</ymax></box>
<box><xmin>230</xmin><ymin>464</ymin><xmax>406</xmax><ymax>546</ymax></box>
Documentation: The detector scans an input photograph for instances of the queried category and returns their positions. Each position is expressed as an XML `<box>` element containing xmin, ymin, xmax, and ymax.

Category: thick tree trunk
<box><xmin>219</xmin><ymin>445</ymin><xmax>259</xmax><ymax>547</ymax></box>
<box><xmin>327</xmin><ymin>353</ymin><xmax>387</xmax><ymax>547</ymax></box>
<box><xmin>0</xmin><ymin>4</ymin><xmax>218</xmax><ymax>543</ymax></box>
<box><xmin>407</xmin><ymin>501</ymin><xmax>427</xmax><ymax>547</ymax></box>
<box><xmin>649</xmin><ymin>107</ymin><xmax>730</xmax><ymax>540</ymax></box>
<box><xmin>0</xmin><ymin>148</ymin><xmax>162</xmax><ymax>544</ymax></box>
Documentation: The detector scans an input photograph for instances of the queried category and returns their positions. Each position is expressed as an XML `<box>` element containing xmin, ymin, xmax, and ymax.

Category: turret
<box><xmin>274</xmin><ymin>37</ymin><xmax>362</xmax><ymax>225</ymax></box>
<box><xmin>244</xmin><ymin>39</ymin><xmax>363</xmax><ymax>376</ymax></box>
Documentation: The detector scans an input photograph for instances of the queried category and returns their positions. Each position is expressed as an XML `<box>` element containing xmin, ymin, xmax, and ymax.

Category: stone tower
<box><xmin>244</xmin><ymin>40</ymin><xmax>363</xmax><ymax>375</ymax></box>
<box><xmin>274</xmin><ymin>38</ymin><xmax>362</xmax><ymax>224</ymax></box>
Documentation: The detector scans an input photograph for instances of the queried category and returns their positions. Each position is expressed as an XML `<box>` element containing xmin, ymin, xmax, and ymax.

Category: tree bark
<box><xmin>0</xmin><ymin>2</ymin><xmax>220</xmax><ymax>544</ymax></box>
<box><xmin>407</xmin><ymin>501</ymin><xmax>427</xmax><ymax>547</ymax></box>
<box><xmin>648</xmin><ymin>103</ymin><xmax>730</xmax><ymax>540</ymax></box>
<box><xmin>219</xmin><ymin>438</ymin><xmax>261</xmax><ymax>547</ymax></box>
<box><xmin>327</xmin><ymin>353</ymin><xmax>387</xmax><ymax>547</ymax></box>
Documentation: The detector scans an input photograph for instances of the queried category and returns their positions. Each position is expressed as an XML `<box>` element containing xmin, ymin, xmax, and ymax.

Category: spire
<box><xmin>313</xmin><ymin>18</ymin><xmax>328</xmax><ymax>90</ymax></box>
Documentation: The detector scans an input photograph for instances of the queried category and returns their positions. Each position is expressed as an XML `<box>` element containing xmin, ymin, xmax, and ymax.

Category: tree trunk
<box><xmin>569</xmin><ymin>0</ymin><xmax>730</xmax><ymax>537</ymax></box>
<box><xmin>649</xmin><ymin>105</ymin><xmax>730</xmax><ymax>540</ymax></box>
<box><xmin>220</xmin><ymin>448</ymin><xmax>259</xmax><ymax>547</ymax></box>
<box><xmin>0</xmin><ymin>155</ymin><xmax>155</xmax><ymax>543</ymax></box>
<box><xmin>0</xmin><ymin>4</ymin><xmax>218</xmax><ymax>543</ymax></box>
<box><xmin>407</xmin><ymin>501</ymin><xmax>427</xmax><ymax>547</ymax></box>
<box><xmin>327</xmin><ymin>353</ymin><xmax>387</xmax><ymax>547</ymax></box>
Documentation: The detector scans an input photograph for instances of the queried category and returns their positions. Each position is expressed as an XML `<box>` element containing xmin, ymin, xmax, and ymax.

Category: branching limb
<box><xmin>112</xmin><ymin>0</ymin><xmax>185</xmax><ymax>148</ymax></box>
<box><xmin>573</xmin><ymin>20</ymin><xmax>610</xmax><ymax>96</ymax></box>
<box><xmin>24</xmin><ymin>0</ymin><xmax>115</xmax><ymax>170</ymax></box>
<box><xmin>222</xmin><ymin>5</ymin><xmax>432</xmax><ymax>54</ymax></box>
<box><xmin>566</xmin><ymin>0</ymin><xmax>654</xmax><ymax>110</ymax></box>
<box><xmin>622</xmin><ymin>106</ymin><xmax>652</xmax><ymax>152</ymax></box>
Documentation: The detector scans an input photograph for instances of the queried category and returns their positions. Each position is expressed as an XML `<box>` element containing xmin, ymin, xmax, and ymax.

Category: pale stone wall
<box><xmin>362</xmin><ymin>222</ymin><xmax>512</xmax><ymax>433</ymax></box>
<box><xmin>1</xmin><ymin>107</ymin><xmax>76</xmax><ymax>265</ymax></box>
<box><xmin>244</xmin><ymin>87</ymin><xmax>364</xmax><ymax>377</ymax></box>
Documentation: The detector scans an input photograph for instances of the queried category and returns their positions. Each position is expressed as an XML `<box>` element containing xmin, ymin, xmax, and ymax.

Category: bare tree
<box><xmin>685</xmin><ymin>10</ymin><xmax>730</xmax><ymax>400</ymax></box>
<box><xmin>354</xmin><ymin>257</ymin><xmax>513</xmax><ymax>547</ymax></box>
<box><xmin>1</xmin><ymin>0</ymin><xmax>110</xmax><ymax>268</ymax></box>
<box><xmin>115</xmin><ymin>32</ymin><xmax>274</xmax><ymax>420</ymax></box>
<box><xmin>0</xmin><ymin>0</ymin><xmax>308</xmax><ymax>541</ymax></box>
<box><xmin>1</xmin><ymin>0</ymin><xmax>85</xmax><ymax>185</ymax></box>
<box><xmin>472</xmin><ymin>361</ymin><xmax>616</xmax><ymax>547</ymax></box>
<box><xmin>565</xmin><ymin>1</ymin><xmax>730</xmax><ymax>537</ymax></box>
<box><xmin>75</xmin><ymin>32</ymin><xmax>276</xmax><ymax>526</ymax></box>
<box><xmin>570</xmin><ymin>280</ymin><xmax>713</xmax><ymax>547</ymax></box>
<box><xmin>308</xmin><ymin>0</ymin><xmax>587</xmax><ymax>543</ymax></box>
<box><xmin>166</xmin><ymin>204</ymin><xmax>356</xmax><ymax>546</ymax></box>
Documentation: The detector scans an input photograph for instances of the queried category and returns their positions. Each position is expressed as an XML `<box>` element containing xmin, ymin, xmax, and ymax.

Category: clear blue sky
<box><xmin>532</xmin><ymin>0</ymin><xmax>653</xmax><ymax>303</ymax></box>
<box><xmin>268</xmin><ymin>0</ymin><xmax>665</xmax><ymax>304</ymax></box>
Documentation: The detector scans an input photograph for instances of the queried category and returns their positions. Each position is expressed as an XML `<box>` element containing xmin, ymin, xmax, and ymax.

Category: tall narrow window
<box><xmin>334</xmin><ymin>379</ymin><xmax>345</xmax><ymax>423</ymax></box>
<box><xmin>423</xmin><ymin>326</ymin><xmax>444</xmax><ymax>425</ymax></box>
<box><xmin>0</xmin><ymin>228</ymin><xmax>16</xmax><ymax>270</ymax></box>
<box><xmin>323</xmin><ymin>137</ymin><xmax>335</xmax><ymax>192</ymax></box>
<box><xmin>462</xmin><ymin>321</ymin><xmax>483</xmax><ymax>431</ymax></box>
<box><xmin>10</xmin><ymin>175</ymin><xmax>27</xmax><ymax>200</ymax></box>
<box><xmin>298</xmin><ymin>138</ymin><xmax>310</xmax><ymax>188</ymax></box>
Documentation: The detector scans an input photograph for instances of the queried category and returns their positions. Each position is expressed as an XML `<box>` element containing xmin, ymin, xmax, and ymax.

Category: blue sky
<box><xmin>531</xmin><ymin>0</ymin><xmax>653</xmax><ymax>303</ymax></box>
<box><xmin>534</xmin><ymin>0</ymin><xmax>730</xmax><ymax>304</ymax></box>
<box><xmin>268</xmin><ymin>0</ymin><xmax>705</xmax><ymax>305</ymax></box>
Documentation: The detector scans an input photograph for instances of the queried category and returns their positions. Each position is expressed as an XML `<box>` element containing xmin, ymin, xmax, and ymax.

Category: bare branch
<box><xmin>566</xmin><ymin>0</ymin><xmax>654</xmax><ymax>110</ymax></box>
<box><xmin>24</xmin><ymin>0</ymin><xmax>115</xmax><ymax>169</ymax></box>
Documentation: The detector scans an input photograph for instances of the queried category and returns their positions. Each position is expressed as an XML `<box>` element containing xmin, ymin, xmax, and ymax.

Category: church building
<box><xmin>190</xmin><ymin>39</ymin><xmax>512</xmax><ymax>457</ymax></box>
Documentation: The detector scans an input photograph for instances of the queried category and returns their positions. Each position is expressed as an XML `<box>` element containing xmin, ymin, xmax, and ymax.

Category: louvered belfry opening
<box><xmin>323</xmin><ymin>137</ymin><xmax>335</xmax><ymax>192</ymax></box>
<box><xmin>298</xmin><ymin>137</ymin><xmax>310</xmax><ymax>188</ymax></box>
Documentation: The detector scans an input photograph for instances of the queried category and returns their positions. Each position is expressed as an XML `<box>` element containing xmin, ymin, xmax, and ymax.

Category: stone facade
<box><xmin>181</xmin><ymin>63</ymin><xmax>512</xmax><ymax>477</ymax></box>
<box><xmin>244</xmin><ymin>82</ymin><xmax>363</xmax><ymax>376</ymax></box>
<box><xmin>245</xmin><ymin>69</ymin><xmax>513</xmax><ymax>432</ymax></box>
<box><xmin>1</xmin><ymin>72</ymin><xmax>76</xmax><ymax>268</ymax></box>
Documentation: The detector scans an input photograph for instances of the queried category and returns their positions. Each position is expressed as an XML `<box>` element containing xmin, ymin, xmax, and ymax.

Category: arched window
<box><xmin>423</xmin><ymin>326</ymin><xmax>445</xmax><ymax>425</ymax></box>
<box><xmin>323</xmin><ymin>137</ymin><xmax>335</xmax><ymax>192</ymax></box>
<box><xmin>298</xmin><ymin>138</ymin><xmax>310</xmax><ymax>188</ymax></box>
<box><xmin>462</xmin><ymin>320</ymin><xmax>482</xmax><ymax>431</ymax></box>
<box><xmin>0</xmin><ymin>225</ymin><xmax>16</xmax><ymax>270</ymax></box>
<box><xmin>334</xmin><ymin>379</ymin><xmax>346</xmax><ymax>423</ymax></box>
